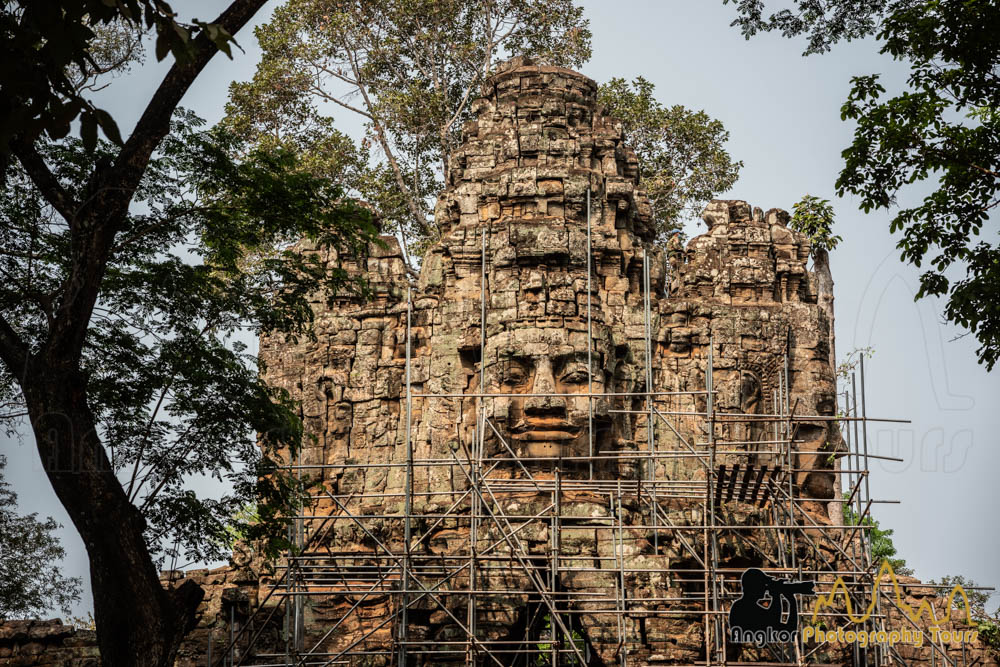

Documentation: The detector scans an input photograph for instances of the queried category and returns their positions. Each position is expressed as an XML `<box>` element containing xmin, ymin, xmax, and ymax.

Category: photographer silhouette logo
<box><xmin>729</xmin><ymin>568</ymin><xmax>816</xmax><ymax>646</ymax></box>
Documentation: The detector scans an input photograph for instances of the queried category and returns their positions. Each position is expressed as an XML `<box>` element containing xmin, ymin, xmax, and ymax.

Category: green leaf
<box><xmin>222</xmin><ymin>0</ymin><xmax>593</xmax><ymax>258</ymax></box>
<box><xmin>95</xmin><ymin>109</ymin><xmax>124</xmax><ymax>145</ymax></box>
<box><xmin>154</xmin><ymin>30</ymin><xmax>170</xmax><ymax>61</ymax></box>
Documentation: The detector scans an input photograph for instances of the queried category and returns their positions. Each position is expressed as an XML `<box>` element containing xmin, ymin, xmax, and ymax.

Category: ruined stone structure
<box><xmin>232</xmin><ymin>58</ymin><xmax>993</xmax><ymax>666</ymax></box>
<box><xmin>1</xmin><ymin>58</ymin><xmax>995</xmax><ymax>667</ymax></box>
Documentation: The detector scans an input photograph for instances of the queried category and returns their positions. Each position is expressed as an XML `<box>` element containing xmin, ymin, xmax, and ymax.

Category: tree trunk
<box><xmin>23</xmin><ymin>363</ymin><xmax>204</xmax><ymax>666</ymax></box>
<box><xmin>0</xmin><ymin>4</ymin><xmax>292</xmax><ymax>663</ymax></box>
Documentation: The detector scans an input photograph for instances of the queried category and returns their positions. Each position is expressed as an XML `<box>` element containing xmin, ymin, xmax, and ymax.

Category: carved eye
<box><xmin>560</xmin><ymin>368</ymin><xmax>589</xmax><ymax>385</ymax></box>
<box><xmin>502</xmin><ymin>361</ymin><xmax>529</xmax><ymax>386</ymax></box>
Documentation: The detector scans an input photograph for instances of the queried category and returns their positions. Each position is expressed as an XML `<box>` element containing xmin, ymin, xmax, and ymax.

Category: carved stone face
<box><xmin>480</xmin><ymin>326</ymin><xmax>620</xmax><ymax>474</ymax></box>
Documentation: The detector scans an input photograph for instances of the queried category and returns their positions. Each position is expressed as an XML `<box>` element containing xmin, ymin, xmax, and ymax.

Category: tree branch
<box><xmin>10</xmin><ymin>138</ymin><xmax>80</xmax><ymax>226</ymax></box>
<box><xmin>125</xmin><ymin>320</ymin><xmax>213</xmax><ymax>501</ymax></box>
<box><xmin>0</xmin><ymin>314</ymin><xmax>28</xmax><ymax>377</ymax></box>
<box><xmin>47</xmin><ymin>0</ymin><xmax>268</xmax><ymax>362</ymax></box>
<box><xmin>108</xmin><ymin>0</ymin><xmax>268</xmax><ymax>202</ymax></box>
<box><xmin>345</xmin><ymin>50</ymin><xmax>433</xmax><ymax>240</ymax></box>
<box><xmin>136</xmin><ymin>427</ymin><xmax>200</xmax><ymax>511</ymax></box>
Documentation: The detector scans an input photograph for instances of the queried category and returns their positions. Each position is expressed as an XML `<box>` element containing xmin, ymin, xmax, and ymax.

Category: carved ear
<box><xmin>740</xmin><ymin>372</ymin><xmax>762</xmax><ymax>407</ymax></box>
<box><xmin>611</xmin><ymin>344</ymin><xmax>632</xmax><ymax>389</ymax></box>
<box><xmin>815</xmin><ymin>392</ymin><xmax>836</xmax><ymax>416</ymax></box>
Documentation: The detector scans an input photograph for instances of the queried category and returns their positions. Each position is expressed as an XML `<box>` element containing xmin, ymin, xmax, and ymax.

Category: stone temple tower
<box><xmin>249</xmin><ymin>58</ymin><xmax>866</xmax><ymax>666</ymax></box>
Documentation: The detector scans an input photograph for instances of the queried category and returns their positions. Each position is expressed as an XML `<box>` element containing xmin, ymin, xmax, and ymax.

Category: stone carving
<box><xmin>253</xmin><ymin>57</ymin><xmax>846</xmax><ymax>664</ymax></box>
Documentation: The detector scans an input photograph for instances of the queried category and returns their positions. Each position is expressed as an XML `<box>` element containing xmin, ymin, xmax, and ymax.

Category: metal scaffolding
<box><xmin>207</xmin><ymin>197</ymin><xmax>958</xmax><ymax>667</ymax></box>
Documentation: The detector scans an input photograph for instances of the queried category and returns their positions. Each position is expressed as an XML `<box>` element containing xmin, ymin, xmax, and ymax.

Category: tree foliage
<box><xmin>2</xmin><ymin>110</ymin><xmax>378</xmax><ymax>569</ymax></box>
<box><xmin>224</xmin><ymin>0</ymin><xmax>592</xmax><ymax>263</ymax></box>
<box><xmin>0</xmin><ymin>0</ymin><xmax>242</xmax><ymax>153</ymax></box>
<box><xmin>930</xmin><ymin>574</ymin><xmax>995</xmax><ymax>617</ymax></box>
<box><xmin>726</xmin><ymin>0</ymin><xmax>1000</xmax><ymax>371</ymax></box>
<box><xmin>837</xmin><ymin>2</ymin><xmax>1000</xmax><ymax>370</ymax></box>
<box><xmin>791</xmin><ymin>194</ymin><xmax>842</xmax><ymax>253</ymax></box>
<box><xmin>725</xmin><ymin>0</ymin><xmax>887</xmax><ymax>55</ymax></box>
<box><xmin>843</xmin><ymin>502</ymin><xmax>912</xmax><ymax>575</ymax></box>
<box><xmin>0</xmin><ymin>455</ymin><xmax>81</xmax><ymax>621</ymax></box>
<box><xmin>0</xmin><ymin>1</ymin><xmax>381</xmax><ymax>663</ymax></box>
<box><xmin>597</xmin><ymin>77</ymin><xmax>742</xmax><ymax>240</ymax></box>
<box><xmin>930</xmin><ymin>575</ymin><xmax>999</xmax><ymax>652</ymax></box>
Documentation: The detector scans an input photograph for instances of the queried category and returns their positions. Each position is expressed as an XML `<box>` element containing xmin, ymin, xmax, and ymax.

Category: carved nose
<box><xmin>525</xmin><ymin>358</ymin><xmax>564</xmax><ymax>415</ymax></box>
<box><xmin>531</xmin><ymin>358</ymin><xmax>556</xmax><ymax>393</ymax></box>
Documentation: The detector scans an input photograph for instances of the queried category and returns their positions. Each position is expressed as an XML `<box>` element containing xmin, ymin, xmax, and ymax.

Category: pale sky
<box><xmin>3</xmin><ymin>1</ymin><xmax>997</xmax><ymax>619</ymax></box>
